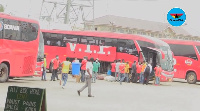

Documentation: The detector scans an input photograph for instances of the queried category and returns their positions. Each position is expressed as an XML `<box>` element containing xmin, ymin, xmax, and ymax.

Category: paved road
<box><xmin>1</xmin><ymin>73</ymin><xmax>200</xmax><ymax>111</ymax></box>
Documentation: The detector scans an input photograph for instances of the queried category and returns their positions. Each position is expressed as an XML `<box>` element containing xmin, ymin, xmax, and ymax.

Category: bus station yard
<box><xmin>0</xmin><ymin>73</ymin><xmax>200</xmax><ymax>111</ymax></box>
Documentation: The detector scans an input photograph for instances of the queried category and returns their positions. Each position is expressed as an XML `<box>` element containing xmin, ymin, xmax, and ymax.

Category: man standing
<box><xmin>111</xmin><ymin>60</ymin><xmax>116</xmax><ymax>77</ymax></box>
<box><xmin>154</xmin><ymin>64</ymin><xmax>162</xmax><ymax>86</ymax></box>
<box><xmin>92</xmin><ymin>59</ymin><xmax>100</xmax><ymax>83</ymax></box>
<box><xmin>140</xmin><ymin>61</ymin><xmax>147</xmax><ymax>84</ymax></box>
<box><xmin>51</xmin><ymin>55</ymin><xmax>60</xmax><ymax>81</ymax></box>
<box><xmin>143</xmin><ymin>62</ymin><xmax>152</xmax><ymax>85</ymax></box>
<box><xmin>131</xmin><ymin>61</ymin><xmax>136</xmax><ymax>83</ymax></box>
<box><xmin>61</xmin><ymin>57</ymin><xmax>71</xmax><ymax>89</ymax></box>
<box><xmin>115</xmin><ymin>59</ymin><xmax>121</xmax><ymax>82</ymax></box>
<box><xmin>135</xmin><ymin>62</ymin><xmax>142</xmax><ymax>83</ymax></box>
<box><xmin>119</xmin><ymin>61</ymin><xmax>126</xmax><ymax>85</ymax></box>
<box><xmin>81</xmin><ymin>56</ymin><xmax>87</xmax><ymax>82</ymax></box>
<box><xmin>125</xmin><ymin>61</ymin><xmax>130</xmax><ymax>83</ymax></box>
<box><xmin>41</xmin><ymin>54</ymin><xmax>47</xmax><ymax>81</ymax></box>
<box><xmin>77</xmin><ymin>57</ymin><xmax>94</xmax><ymax>97</ymax></box>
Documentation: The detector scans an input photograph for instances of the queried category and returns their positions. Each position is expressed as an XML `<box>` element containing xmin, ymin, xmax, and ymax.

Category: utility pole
<box><xmin>64</xmin><ymin>0</ymin><xmax>71</xmax><ymax>24</ymax></box>
<box><xmin>39</xmin><ymin>0</ymin><xmax>94</xmax><ymax>30</ymax></box>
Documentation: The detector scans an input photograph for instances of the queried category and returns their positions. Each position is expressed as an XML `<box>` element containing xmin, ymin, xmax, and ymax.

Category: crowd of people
<box><xmin>111</xmin><ymin>59</ymin><xmax>162</xmax><ymax>85</ymax></box>
<box><xmin>41</xmin><ymin>55</ymin><xmax>100</xmax><ymax>97</ymax></box>
<box><xmin>41</xmin><ymin>55</ymin><xmax>162</xmax><ymax>97</ymax></box>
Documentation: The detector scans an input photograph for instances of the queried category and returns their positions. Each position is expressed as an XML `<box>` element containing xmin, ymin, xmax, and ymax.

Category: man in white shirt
<box><xmin>77</xmin><ymin>57</ymin><xmax>94</xmax><ymax>97</ymax></box>
<box><xmin>143</xmin><ymin>62</ymin><xmax>152</xmax><ymax>85</ymax></box>
<box><xmin>115</xmin><ymin>59</ymin><xmax>121</xmax><ymax>82</ymax></box>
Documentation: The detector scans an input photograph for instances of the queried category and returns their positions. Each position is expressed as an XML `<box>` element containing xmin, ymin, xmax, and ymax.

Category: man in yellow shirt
<box><xmin>125</xmin><ymin>61</ymin><xmax>130</xmax><ymax>83</ymax></box>
<box><xmin>42</xmin><ymin>54</ymin><xmax>47</xmax><ymax>81</ymax></box>
<box><xmin>140</xmin><ymin>61</ymin><xmax>147</xmax><ymax>84</ymax></box>
<box><xmin>61</xmin><ymin>57</ymin><xmax>71</xmax><ymax>89</ymax></box>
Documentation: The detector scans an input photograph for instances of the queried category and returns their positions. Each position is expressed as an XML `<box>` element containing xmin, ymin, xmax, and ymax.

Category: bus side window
<box><xmin>62</xmin><ymin>34</ymin><xmax>79</xmax><ymax>46</ymax></box>
<box><xmin>105</xmin><ymin>38</ymin><xmax>115</xmax><ymax>46</ymax></box>
<box><xmin>80</xmin><ymin>37</ymin><xmax>87</xmax><ymax>44</ymax></box>
<box><xmin>43</xmin><ymin>32</ymin><xmax>50</xmax><ymax>45</ymax></box>
<box><xmin>27</xmin><ymin>23</ymin><xmax>38</xmax><ymax>41</ymax></box>
<box><xmin>3</xmin><ymin>19</ymin><xmax>21</xmax><ymax>41</ymax></box>
<box><xmin>98</xmin><ymin>38</ymin><xmax>105</xmax><ymax>46</ymax></box>
<box><xmin>169</xmin><ymin>44</ymin><xmax>198</xmax><ymax>60</ymax></box>
<box><xmin>116</xmin><ymin>39</ymin><xmax>138</xmax><ymax>56</ymax></box>
<box><xmin>21</xmin><ymin>22</ymin><xmax>38</xmax><ymax>42</ymax></box>
<box><xmin>86</xmin><ymin>37</ymin><xmax>95</xmax><ymax>45</ymax></box>
<box><xmin>129</xmin><ymin>40</ymin><xmax>138</xmax><ymax>56</ymax></box>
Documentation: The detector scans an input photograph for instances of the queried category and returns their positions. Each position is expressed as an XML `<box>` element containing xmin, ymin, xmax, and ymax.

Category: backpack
<box><xmin>145</xmin><ymin>66</ymin><xmax>150</xmax><ymax>74</ymax></box>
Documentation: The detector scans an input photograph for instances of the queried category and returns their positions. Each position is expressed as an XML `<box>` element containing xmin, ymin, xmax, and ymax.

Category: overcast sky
<box><xmin>1</xmin><ymin>0</ymin><xmax>200</xmax><ymax>35</ymax></box>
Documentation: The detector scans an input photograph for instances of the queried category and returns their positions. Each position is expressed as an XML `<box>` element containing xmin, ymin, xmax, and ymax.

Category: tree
<box><xmin>0</xmin><ymin>4</ymin><xmax>4</xmax><ymax>12</ymax></box>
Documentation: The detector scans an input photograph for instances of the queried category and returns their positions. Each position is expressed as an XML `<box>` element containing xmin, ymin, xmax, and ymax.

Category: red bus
<box><xmin>0</xmin><ymin>13</ymin><xmax>40</xmax><ymax>83</ymax></box>
<box><xmin>34</xmin><ymin>32</ymin><xmax>44</xmax><ymax>77</ymax></box>
<box><xmin>42</xmin><ymin>30</ymin><xmax>174</xmax><ymax>82</ymax></box>
<box><xmin>162</xmin><ymin>39</ymin><xmax>200</xmax><ymax>84</ymax></box>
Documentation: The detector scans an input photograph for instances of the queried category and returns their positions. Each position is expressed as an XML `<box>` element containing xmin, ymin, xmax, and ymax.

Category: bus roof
<box><xmin>0</xmin><ymin>13</ymin><xmax>39</xmax><ymax>24</ymax></box>
<box><xmin>41</xmin><ymin>29</ymin><xmax>167</xmax><ymax>46</ymax></box>
<box><xmin>161</xmin><ymin>39</ymin><xmax>200</xmax><ymax>46</ymax></box>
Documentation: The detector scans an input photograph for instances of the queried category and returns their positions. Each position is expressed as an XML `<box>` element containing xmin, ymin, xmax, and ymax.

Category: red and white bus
<box><xmin>42</xmin><ymin>29</ymin><xmax>174</xmax><ymax>82</ymax></box>
<box><xmin>0</xmin><ymin>13</ymin><xmax>40</xmax><ymax>82</ymax></box>
<box><xmin>162</xmin><ymin>39</ymin><xmax>200</xmax><ymax>84</ymax></box>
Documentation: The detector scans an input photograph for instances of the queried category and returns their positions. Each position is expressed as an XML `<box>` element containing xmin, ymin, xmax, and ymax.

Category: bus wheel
<box><xmin>0</xmin><ymin>63</ymin><xmax>9</xmax><ymax>83</ymax></box>
<box><xmin>187</xmin><ymin>72</ymin><xmax>197</xmax><ymax>84</ymax></box>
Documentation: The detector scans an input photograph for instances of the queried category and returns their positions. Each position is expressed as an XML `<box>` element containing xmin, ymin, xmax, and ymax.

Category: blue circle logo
<box><xmin>0</xmin><ymin>21</ymin><xmax>3</xmax><ymax>31</ymax></box>
<box><xmin>167</xmin><ymin>8</ymin><xmax>186</xmax><ymax>27</ymax></box>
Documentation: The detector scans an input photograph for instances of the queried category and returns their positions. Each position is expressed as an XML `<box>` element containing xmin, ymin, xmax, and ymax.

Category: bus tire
<box><xmin>187</xmin><ymin>72</ymin><xmax>197</xmax><ymax>84</ymax></box>
<box><xmin>0</xmin><ymin>63</ymin><xmax>9</xmax><ymax>83</ymax></box>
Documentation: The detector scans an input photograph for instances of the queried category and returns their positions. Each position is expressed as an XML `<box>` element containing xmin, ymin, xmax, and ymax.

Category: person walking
<box><xmin>81</xmin><ymin>56</ymin><xmax>87</xmax><ymax>82</ymax></box>
<box><xmin>92</xmin><ymin>59</ymin><xmax>100</xmax><ymax>83</ymax></box>
<box><xmin>41</xmin><ymin>54</ymin><xmax>47</xmax><ymax>81</ymax></box>
<box><xmin>131</xmin><ymin>61</ymin><xmax>136</xmax><ymax>83</ymax></box>
<box><xmin>119</xmin><ymin>61</ymin><xmax>126</xmax><ymax>85</ymax></box>
<box><xmin>77</xmin><ymin>57</ymin><xmax>94</xmax><ymax>97</ymax></box>
<box><xmin>154</xmin><ymin>64</ymin><xmax>162</xmax><ymax>86</ymax></box>
<box><xmin>140</xmin><ymin>61</ymin><xmax>147</xmax><ymax>84</ymax></box>
<box><xmin>115</xmin><ymin>59</ymin><xmax>121</xmax><ymax>82</ymax></box>
<box><xmin>143</xmin><ymin>62</ymin><xmax>152</xmax><ymax>85</ymax></box>
<box><xmin>111</xmin><ymin>60</ymin><xmax>116</xmax><ymax>77</ymax></box>
<box><xmin>51</xmin><ymin>55</ymin><xmax>61</xmax><ymax>81</ymax></box>
<box><xmin>61</xmin><ymin>57</ymin><xmax>71</xmax><ymax>89</ymax></box>
<box><xmin>125</xmin><ymin>61</ymin><xmax>130</xmax><ymax>83</ymax></box>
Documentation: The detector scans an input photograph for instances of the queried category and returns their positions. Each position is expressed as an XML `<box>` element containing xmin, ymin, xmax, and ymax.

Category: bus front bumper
<box><xmin>160</xmin><ymin>71</ymin><xmax>174</xmax><ymax>82</ymax></box>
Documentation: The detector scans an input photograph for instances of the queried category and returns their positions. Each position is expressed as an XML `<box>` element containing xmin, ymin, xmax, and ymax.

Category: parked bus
<box><xmin>42</xmin><ymin>29</ymin><xmax>174</xmax><ymax>82</ymax></box>
<box><xmin>34</xmin><ymin>31</ymin><xmax>44</xmax><ymax>77</ymax></box>
<box><xmin>0</xmin><ymin>13</ymin><xmax>40</xmax><ymax>83</ymax></box>
<box><xmin>162</xmin><ymin>39</ymin><xmax>200</xmax><ymax>84</ymax></box>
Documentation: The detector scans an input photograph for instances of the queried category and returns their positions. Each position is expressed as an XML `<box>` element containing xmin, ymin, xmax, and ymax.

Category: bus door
<box><xmin>138</xmin><ymin>47</ymin><xmax>161</xmax><ymax>66</ymax></box>
<box><xmin>139</xmin><ymin>47</ymin><xmax>162</xmax><ymax>78</ymax></box>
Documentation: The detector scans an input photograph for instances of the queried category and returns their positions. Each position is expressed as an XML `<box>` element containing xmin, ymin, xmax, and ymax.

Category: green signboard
<box><xmin>4</xmin><ymin>86</ymin><xmax>47</xmax><ymax>111</ymax></box>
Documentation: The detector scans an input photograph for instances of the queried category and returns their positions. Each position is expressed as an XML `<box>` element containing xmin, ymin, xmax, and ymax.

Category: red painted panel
<box><xmin>98</xmin><ymin>46</ymin><xmax>116</xmax><ymax>62</ymax></box>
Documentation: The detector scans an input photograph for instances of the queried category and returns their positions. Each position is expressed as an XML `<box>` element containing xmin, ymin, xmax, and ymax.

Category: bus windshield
<box><xmin>37</xmin><ymin>31</ymin><xmax>44</xmax><ymax>62</ymax></box>
<box><xmin>158</xmin><ymin>45</ymin><xmax>173</xmax><ymax>71</ymax></box>
<box><xmin>137</xmin><ymin>36</ymin><xmax>174</xmax><ymax>72</ymax></box>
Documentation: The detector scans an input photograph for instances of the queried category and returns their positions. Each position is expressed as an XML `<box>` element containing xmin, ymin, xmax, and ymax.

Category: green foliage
<box><xmin>0</xmin><ymin>4</ymin><xmax>4</xmax><ymax>12</ymax></box>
